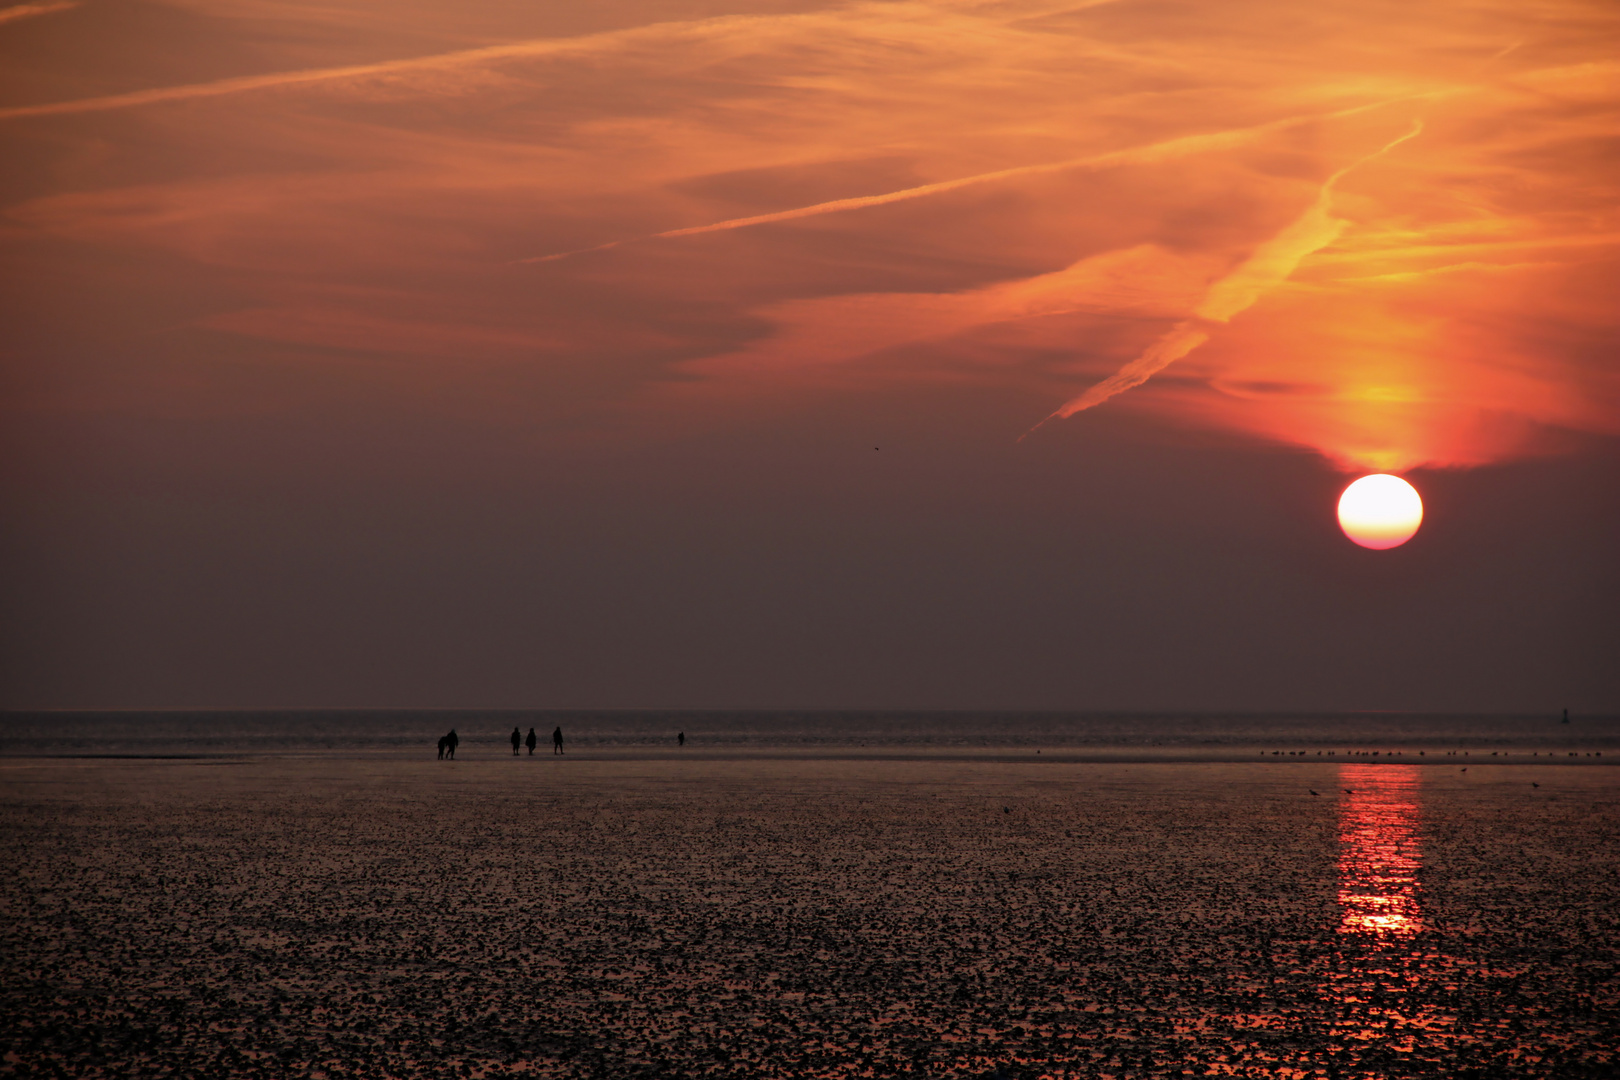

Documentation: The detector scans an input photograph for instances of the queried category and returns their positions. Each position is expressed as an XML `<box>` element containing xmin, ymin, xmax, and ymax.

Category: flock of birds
<box><xmin>1261</xmin><ymin>748</ymin><xmax>1605</xmax><ymax>798</ymax></box>
<box><xmin>0</xmin><ymin>760</ymin><xmax>1614</xmax><ymax>1079</ymax></box>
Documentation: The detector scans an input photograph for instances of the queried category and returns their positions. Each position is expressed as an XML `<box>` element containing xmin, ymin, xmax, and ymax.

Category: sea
<box><xmin>0</xmin><ymin>709</ymin><xmax>1615</xmax><ymax>760</ymax></box>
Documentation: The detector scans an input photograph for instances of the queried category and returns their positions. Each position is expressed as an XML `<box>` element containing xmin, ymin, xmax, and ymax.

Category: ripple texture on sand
<box><xmin>1</xmin><ymin>758</ymin><xmax>1616</xmax><ymax>1078</ymax></box>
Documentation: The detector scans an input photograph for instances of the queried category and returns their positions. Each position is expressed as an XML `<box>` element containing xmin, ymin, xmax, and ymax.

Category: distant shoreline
<box><xmin>1</xmin><ymin>750</ymin><xmax>1613</xmax><ymax>766</ymax></box>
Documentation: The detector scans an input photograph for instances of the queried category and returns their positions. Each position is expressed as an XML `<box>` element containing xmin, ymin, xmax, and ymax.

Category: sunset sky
<box><xmin>2</xmin><ymin>0</ymin><xmax>1616</xmax><ymax>711</ymax></box>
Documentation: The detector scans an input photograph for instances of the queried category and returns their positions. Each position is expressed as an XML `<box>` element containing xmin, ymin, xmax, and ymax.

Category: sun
<box><xmin>1337</xmin><ymin>474</ymin><xmax>1423</xmax><ymax>549</ymax></box>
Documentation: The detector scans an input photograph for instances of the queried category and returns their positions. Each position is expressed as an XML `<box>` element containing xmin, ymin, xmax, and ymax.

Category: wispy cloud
<box><xmin>0</xmin><ymin>4</ymin><xmax>901</xmax><ymax>122</ymax></box>
<box><xmin>680</xmin><ymin>243</ymin><xmax>1215</xmax><ymax>383</ymax></box>
<box><xmin>520</xmin><ymin>100</ymin><xmax>1431</xmax><ymax>264</ymax></box>
<box><xmin>1033</xmin><ymin>121</ymin><xmax>1426</xmax><ymax>430</ymax></box>
<box><xmin>0</xmin><ymin>32</ymin><xmax>622</xmax><ymax>121</ymax></box>
<box><xmin>4</xmin><ymin>0</ymin><xmax>1614</xmax><ymax>477</ymax></box>
<box><xmin>0</xmin><ymin>0</ymin><xmax>1119</xmax><ymax>123</ymax></box>
<box><xmin>0</xmin><ymin>1</ymin><xmax>75</xmax><ymax>26</ymax></box>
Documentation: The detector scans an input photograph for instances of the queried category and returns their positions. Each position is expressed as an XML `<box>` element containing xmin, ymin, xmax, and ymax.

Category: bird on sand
<box><xmin>1309</xmin><ymin>790</ymin><xmax>1319</xmax><ymax>796</ymax></box>
<box><xmin>1343</xmin><ymin>788</ymin><xmax>1354</xmax><ymax>794</ymax></box>
<box><xmin>1533</xmin><ymin>782</ymin><xmax>1540</xmax><ymax>788</ymax></box>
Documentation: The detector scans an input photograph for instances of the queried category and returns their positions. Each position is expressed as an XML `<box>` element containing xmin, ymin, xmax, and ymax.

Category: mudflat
<box><xmin>2</xmin><ymin>755</ymin><xmax>1615</xmax><ymax>1078</ymax></box>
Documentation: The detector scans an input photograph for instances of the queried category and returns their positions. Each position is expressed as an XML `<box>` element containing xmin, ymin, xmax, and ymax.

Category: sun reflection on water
<box><xmin>1339</xmin><ymin>764</ymin><xmax>1423</xmax><ymax>938</ymax></box>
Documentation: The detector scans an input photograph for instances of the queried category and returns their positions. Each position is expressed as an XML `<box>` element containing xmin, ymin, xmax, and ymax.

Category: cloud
<box><xmin>1036</xmin><ymin>121</ymin><xmax>1425</xmax><ymax>428</ymax></box>
<box><xmin>0</xmin><ymin>1</ymin><xmax>75</xmax><ymax>26</ymax></box>
<box><xmin>0</xmin><ymin>0</ymin><xmax>1122</xmax><ymax>122</ymax></box>
<box><xmin>519</xmin><ymin>100</ymin><xmax>1426</xmax><ymax>264</ymax></box>
<box><xmin>681</xmin><ymin>243</ymin><xmax>1217</xmax><ymax>383</ymax></box>
<box><xmin>3</xmin><ymin>0</ymin><xmax>1615</xmax><ymax>477</ymax></box>
<box><xmin>0</xmin><ymin>28</ymin><xmax>630</xmax><ymax>122</ymax></box>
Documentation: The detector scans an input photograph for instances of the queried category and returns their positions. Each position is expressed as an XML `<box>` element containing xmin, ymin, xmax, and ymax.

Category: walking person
<box><xmin>445</xmin><ymin>729</ymin><xmax>458</xmax><ymax>760</ymax></box>
<box><xmin>552</xmin><ymin>726</ymin><xmax>565</xmax><ymax>755</ymax></box>
<box><xmin>511</xmin><ymin>727</ymin><xmax>522</xmax><ymax>756</ymax></box>
<box><xmin>525</xmin><ymin>727</ymin><xmax>538</xmax><ymax>755</ymax></box>
<box><xmin>677</xmin><ymin>731</ymin><xmax>685</xmax><ymax>747</ymax></box>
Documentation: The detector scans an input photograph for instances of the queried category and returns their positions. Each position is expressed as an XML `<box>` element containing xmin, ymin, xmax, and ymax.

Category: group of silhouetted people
<box><xmin>441</xmin><ymin>725</ymin><xmax>699</xmax><ymax>758</ymax></box>
<box><xmin>442</xmin><ymin>725</ymin><xmax>563</xmax><ymax>758</ymax></box>
<box><xmin>505</xmin><ymin>726</ymin><xmax>566</xmax><ymax>755</ymax></box>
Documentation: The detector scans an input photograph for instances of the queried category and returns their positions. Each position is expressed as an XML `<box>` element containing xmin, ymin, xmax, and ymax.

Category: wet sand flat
<box><xmin>2</xmin><ymin>755</ymin><xmax>1616</xmax><ymax>1078</ymax></box>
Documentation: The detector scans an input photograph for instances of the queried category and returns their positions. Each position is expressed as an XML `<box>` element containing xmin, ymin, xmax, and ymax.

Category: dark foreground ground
<box><xmin>1</xmin><ymin>756</ymin><xmax>1616</xmax><ymax>1078</ymax></box>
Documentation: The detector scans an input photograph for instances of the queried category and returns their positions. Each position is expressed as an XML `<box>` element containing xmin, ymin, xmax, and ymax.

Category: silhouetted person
<box><xmin>437</xmin><ymin>735</ymin><xmax>448</xmax><ymax>760</ymax></box>
<box><xmin>526</xmin><ymin>727</ymin><xmax>538</xmax><ymax>755</ymax></box>
<box><xmin>1562</xmin><ymin>708</ymin><xmax>1570</xmax><ymax>724</ymax></box>
<box><xmin>446</xmin><ymin>729</ymin><xmax>459</xmax><ymax>759</ymax></box>
<box><xmin>552</xmin><ymin>726</ymin><xmax>564</xmax><ymax>755</ymax></box>
<box><xmin>511</xmin><ymin>727</ymin><xmax>522</xmax><ymax>756</ymax></box>
<box><xmin>678</xmin><ymin>731</ymin><xmax>685</xmax><ymax>747</ymax></box>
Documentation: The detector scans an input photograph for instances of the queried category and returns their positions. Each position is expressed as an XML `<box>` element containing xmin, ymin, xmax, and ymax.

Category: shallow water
<box><xmin>0</xmin><ymin>710</ymin><xmax>1615</xmax><ymax>760</ymax></box>
<box><xmin>1</xmin><ymin>755</ymin><xmax>1615</xmax><ymax>1078</ymax></box>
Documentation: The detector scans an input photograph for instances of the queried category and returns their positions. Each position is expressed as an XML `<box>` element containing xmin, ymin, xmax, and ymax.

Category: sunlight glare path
<box><xmin>1338</xmin><ymin>764</ymin><xmax>1424</xmax><ymax>938</ymax></box>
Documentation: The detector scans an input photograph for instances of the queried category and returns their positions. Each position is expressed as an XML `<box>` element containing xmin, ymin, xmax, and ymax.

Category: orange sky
<box><xmin>4</xmin><ymin>0</ymin><xmax>1615</xmax><ymax>469</ymax></box>
<box><xmin>1</xmin><ymin>0</ymin><xmax>1616</xmax><ymax>708</ymax></box>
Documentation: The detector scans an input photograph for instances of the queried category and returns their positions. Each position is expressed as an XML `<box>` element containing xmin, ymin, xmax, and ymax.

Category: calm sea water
<box><xmin>0</xmin><ymin>710</ymin><xmax>1614</xmax><ymax>759</ymax></box>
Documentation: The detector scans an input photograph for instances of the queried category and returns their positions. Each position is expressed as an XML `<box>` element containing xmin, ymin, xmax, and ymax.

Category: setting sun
<box><xmin>1338</xmin><ymin>474</ymin><xmax>1423</xmax><ymax>549</ymax></box>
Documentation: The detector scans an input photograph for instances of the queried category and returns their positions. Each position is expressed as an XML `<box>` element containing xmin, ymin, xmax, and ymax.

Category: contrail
<box><xmin>1028</xmin><ymin>120</ymin><xmax>1425</xmax><ymax>433</ymax></box>
<box><xmin>0</xmin><ymin>1</ymin><xmax>76</xmax><ymax>25</ymax></box>
<box><xmin>0</xmin><ymin>39</ymin><xmax>602</xmax><ymax>121</ymax></box>
<box><xmin>0</xmin><ymin>0</ymin><xmax>1121</xmax><ymax>122</ymax></box>
<box><xmin>0</xmin><ymin>9</ymin><xmax>802</xmax><ymax>122</ymax></box>
<box><xmin>518</xmin><ymin>159</ymin><xmax>1124</xmax><ymax>263</ymax></box>
<box><xmin>519</xmin><ymin>97</ymin><xmax>1434</xmax><ymax>264</ymax></box>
